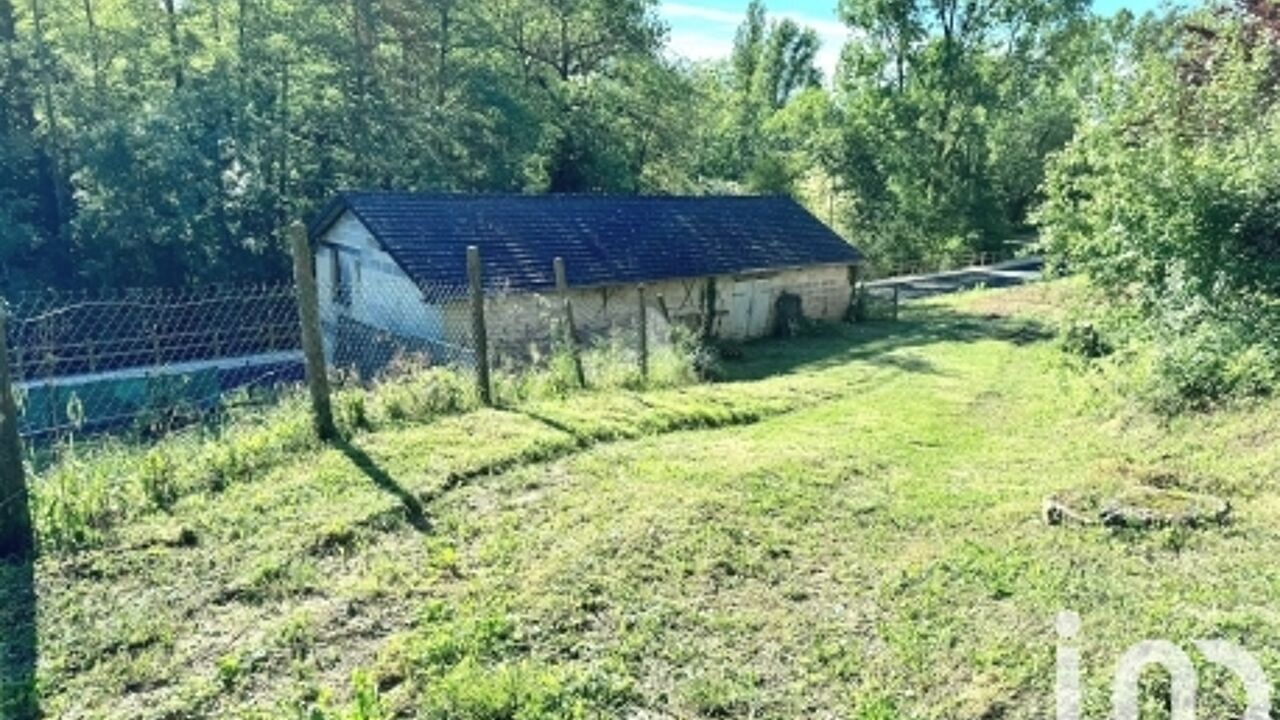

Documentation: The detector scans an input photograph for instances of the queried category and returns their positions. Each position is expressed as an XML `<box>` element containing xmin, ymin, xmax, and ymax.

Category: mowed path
<box><xmin>12</xmin><ymin>283</ymin><xmax>1280</xmax><ymax>719</ymax></box>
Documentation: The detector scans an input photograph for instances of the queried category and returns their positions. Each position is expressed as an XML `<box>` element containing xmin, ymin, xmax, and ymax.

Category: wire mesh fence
<box><xmin>316</xmin><ymin>270</ymin><xmax>476</xmax><ymax>383</ymax></box>
<box><xmin>1</xmin><ymin>245</ymin><xmax>724</xmax><ymax>452</ymax></box>
<box><xmin>314</xmin><ymin>268</ymin><xmax>685</xmax><ymax>393</ymax></box>
<box><xmin>860</xmin><ymin>247</ymin><xmax>1028</xmax><ymax>281</ymax></box>
<box><xmin>853</xmin><ymin>284</ymin><xmax>901</xmax><ymax>322</ymax></box>
<box><xmin>491</xmin><ymin>280</ymin><xmax>691</xmax><ymax>387</ymax></box>
<box><xmin>5</xmin><ymin>284</ymin><xmax>303</xmax><ymax>441</ymax></box>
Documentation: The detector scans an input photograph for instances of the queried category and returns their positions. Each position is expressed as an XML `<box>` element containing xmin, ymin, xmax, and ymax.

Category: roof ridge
<box><xmin>337</xmin><ymin>190</ymin><xmax>798</xmax><ymax>202</ymax></box>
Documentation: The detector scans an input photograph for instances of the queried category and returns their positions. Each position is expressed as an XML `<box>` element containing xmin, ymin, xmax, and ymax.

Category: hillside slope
<box><xmin>6</xmin><ymin>283</ymin><xmax>1280</xmax><ymax>719</ymax></box>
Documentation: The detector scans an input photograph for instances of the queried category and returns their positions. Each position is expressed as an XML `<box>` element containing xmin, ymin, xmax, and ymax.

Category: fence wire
<box><xmin>316</xmin><ymin>272</ymin><xmax>476</xmax><ymax>382</ymax></box>
<box><xmin>861</xmin><ymin>249</ymin><xmax>1025</xmax><ymax>281</ymax></box>
<box><xmin>497</xmin><ymin>283</ymin><xmax>687</xmax><ymax>390</ymax></box>
<box><xmin>5</xmin><ymin>284</ymin><xmax>303</xmax><ymax>441</ymax></box>
<box><xmin>854</xmin><ymin>285</ymin><xmax>901</xmax><ymax>322</ymax></box>
<box><xmin>5</xmin><ymin>253</ymin><xmax>704</xmax><ymax>445</ymax></box>
<box><xmin>315</xmin><ymin>269</ymin><xmax>679</xmax><ymax>387</ymax></box>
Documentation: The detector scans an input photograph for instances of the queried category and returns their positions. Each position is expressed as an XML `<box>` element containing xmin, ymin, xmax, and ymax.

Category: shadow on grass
<box><xmin>516</xmin><ymin>408</ymin><xmax>590</xmax><ymax>446</ymax></box>
<box><xmin>0</xmin><ymin>557</ymin><xmax>37</xmax><ymax>719</ymax></box>
<box><xmin>723</xmin><ymin>306</ymin><xmax>1054</xmax><ymax>382</ymax></box>
<box><xmin>335</xmin><ymin>439</ymin><xmax>433</xmax><ymax>533</ymax></box>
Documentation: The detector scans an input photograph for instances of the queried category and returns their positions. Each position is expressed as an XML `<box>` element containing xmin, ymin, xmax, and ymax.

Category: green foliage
<box><xmin>830</xmin><ymin>0</ymin><xmax>1093</xmax><ymax>270</ymax></box>
<box><xmin>363</xmin><ymin>365</ymin><xmax>480</xmax><ymax>427</ymax></box>
<box><xmin>0</xmin><ymin>0</ymin><xmax>1110</xmax><ymax>292</ymax></box>
<box><xmin>1038</xmin><ymin>4</ymin><xmax>1280</xmax><ymax>412</ymax></box>
<box><xmin>0</xmin><ymin>0</ymin><xmax>682</xmax><ymax>291</ymax></box>
<box><xmin>495</xmin><ymin>330</ymin><xmax>703</xmax><ymax>403</ymax></box>
<box><xmin>217</xmin><ymin>652</ymin><xmax>245</xmax><ymax>690</ymax></box>
<box><xmin>139</xmin><ymin>447</ymin><xmax>181</xmax><ymax>510</ymax></box>
<box><xmin>31</xmin><ymin>395</ymin><xmax>318</xmax><ymax>551</ymax></box>
<box><xmin>26</xmin><ymin>286</ymin><xmax>1280</xmax><ymax>718</ymax></box>
<box><xmin>35</xmin><ymin>442</ymin><xmax>120</xmax><ymax>550</ymax></box>
<box><xmin>384</xmin><ymin>604</ymin><xmax>634</xmax><ymax>719</ymax></box>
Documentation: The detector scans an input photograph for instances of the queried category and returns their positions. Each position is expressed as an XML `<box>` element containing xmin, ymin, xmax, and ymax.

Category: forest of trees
<box><xmin>0</xmin><ymin>0</ymin><xmax>1172</xmax><ymax>292</ymax></box>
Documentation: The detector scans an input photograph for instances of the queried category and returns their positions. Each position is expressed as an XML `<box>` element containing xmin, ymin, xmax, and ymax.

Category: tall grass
<box><xmin>27</xmin><ymin>333</ymin><xmax>704</xmax><ymax>553</ymax></box>
<box><xmin>495</xmin><ymin>328</ymin><xmax>702</xmax><ymax>403</ymax></box>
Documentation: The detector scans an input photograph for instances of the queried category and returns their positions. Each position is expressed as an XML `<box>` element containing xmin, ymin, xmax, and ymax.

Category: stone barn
<box><xmin>309</xmin><ymin>192</ymin><xmax>862</xmax><ymax>363</ymax></box>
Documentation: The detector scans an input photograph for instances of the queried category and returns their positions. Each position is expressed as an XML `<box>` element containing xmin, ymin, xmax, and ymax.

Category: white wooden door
<box><xmin>745</xmin><ymin>279</ymin><xmax>773</xmax><ymax>338</ymax></box>
<box><xmin>727</xmin><ymin>281</ymin><xmax>753</xmax><ymax>339</ymax></box>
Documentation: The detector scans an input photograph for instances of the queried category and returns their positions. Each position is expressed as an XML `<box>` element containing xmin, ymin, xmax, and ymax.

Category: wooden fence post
<box><xmin>702</xmin><ymin>277</ymin><xmax>718</xmax><ymax>342</ymax></box>
<box><xmin>288</xmin><ymin>222</ymin><xmax>336</xmax><ymax>441</ymax></box>
<box><xmin>892</xmin><ymin>284</ymin><xmax>901</xmax><ymax>322</ymax></box>
<box><xmin>0</xmin><ymin>304</ymin><xmax>33</xmax><ymax>559</ymax></box>
<box><xmin>637</xmin><ymin>284</ymin><xmax>649</xmax><ymax>381</ymax></box>
<box><xmin>468</xmin><ymin>246</ymin><xmax>493</xmax><ymax>406</ymax></box>
<box><xmin>553</xmin><ymin>257</ymin><xmax>586</xmax><ymax>389</ymax></box>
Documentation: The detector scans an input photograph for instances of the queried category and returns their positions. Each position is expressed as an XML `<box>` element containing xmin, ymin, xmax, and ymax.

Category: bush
<box><xmin>1059</xmin><ymin>320</ymin><xmax>1111</xmax><ymax>360</ymax></box>
<box><xmin>1137</xmin><ymin>305</ymin><xmax>1278</xmax><ymax>414</ymax></box>
<box><xmin>1037</xmin><ymin>7</ymin><xmax>1280</xmax><ymax>412</ymax></box>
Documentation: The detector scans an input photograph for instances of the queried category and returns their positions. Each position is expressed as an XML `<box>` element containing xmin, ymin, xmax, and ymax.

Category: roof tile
<box><xmin>313</xmin><ymin>193</ymin><xmax>862</xmax><ymax>291</ymax></box>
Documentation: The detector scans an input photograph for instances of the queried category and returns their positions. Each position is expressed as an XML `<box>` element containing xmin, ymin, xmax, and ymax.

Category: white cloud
<box><xmin>667</xmin><ymin>29</ymin><xmax>737</xmax><ymax>63</ymax></box>
<box><xmin>662</xmin><ymin>3</ymin><xmax>748</xmax><ymax>25</ymax></box>
<box><xmin>659</xmin><ymin>2</ymin><xmax>851</xmax><ymax>79</ymax></box>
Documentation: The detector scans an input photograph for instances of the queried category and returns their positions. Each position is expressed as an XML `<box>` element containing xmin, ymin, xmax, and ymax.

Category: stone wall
<box><xmin>445</xmin><ymin>264</ymin><xmax>856</xmax><ymax>357</ymax></box>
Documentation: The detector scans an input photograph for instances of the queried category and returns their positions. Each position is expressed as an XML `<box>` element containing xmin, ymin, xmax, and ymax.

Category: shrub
<box><xmin>34</xmin><ymin>445</ymin><xmax>120</xmax><ymax>550</ymax></box>
<box><xmin>1037</xmin><ymin>7</ymin><xmax>1280</xmax><ymax>412</ymax></box>
<box><xmin>139</xmin><ymin>447</ymin><xmax>180</xmax><ymax>510</ymax></box>
<box><xmin>1059</xmin><ymin>320</ymin><xmax>1111</xmax><ymax>360</ymax></box>
<box><xmin>1139</xmin><ymin>308</ymin><xmax>1278</xmax><ymax>414</ymax></box>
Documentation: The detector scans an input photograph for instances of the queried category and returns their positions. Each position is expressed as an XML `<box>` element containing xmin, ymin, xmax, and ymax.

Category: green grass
<box><xmin>7</xmin><ymin>282</ymin><xmax>1280</xmax><ymax>718</ymax></box>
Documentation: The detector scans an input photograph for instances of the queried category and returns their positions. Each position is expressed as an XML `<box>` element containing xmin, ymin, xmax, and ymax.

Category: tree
<box><xmin>0</xmin><ymin>0</ymin><xmax>682</xmax><ymax>289</ymax></box>
<box><xmin>1038</xmin><ymin>3</ymin><xmax>1280</xmax><ymax>411</ymax></box>
<box><xmin>716</xmin><ymin>2</ymin><xmax>826</xmax><ymax>190</ymax></box>
<box><xmin>833</xmin><ymin>0</ymin><xmax>1091</xmax><ymax>269</ymax></box>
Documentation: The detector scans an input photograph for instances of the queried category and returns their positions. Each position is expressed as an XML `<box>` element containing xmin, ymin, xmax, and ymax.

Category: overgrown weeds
<box><xmin>1057</xmin><ymin>288</ymin><xmax>1280</xmax><ymax>416</ymax></box>
<box><xmin>27</xmin><ymin>332</ymin><xmax>705</xmax><ymax>553</ymax></box>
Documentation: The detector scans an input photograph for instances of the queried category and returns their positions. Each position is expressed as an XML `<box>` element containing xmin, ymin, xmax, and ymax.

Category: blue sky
<box><xmin>660</xmin><ymin>0</ymin><xmax>1188</xmax><ymax>76</ymax></box>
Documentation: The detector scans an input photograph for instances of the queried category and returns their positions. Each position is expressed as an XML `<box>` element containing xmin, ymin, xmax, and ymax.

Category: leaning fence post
<box><xmin>468</xmin><ymin>246</ymin><xmax>493</xmax><ymax>406</ymax></box>
<box><xmin>637</xmin><ymin>284</ymin><xmax>649</xmax><ymax>382</ymax></box>
<box><xmin>288</xmin><ymin>222</ymin><xmax>336</xmax><ymax>441</ymax></box>
<box><xmin>655</xmin><ymin>292</ymin><xmax>672</xmax><ymax>325</ymax></box>
<box><xmin>0</xmin><ymin>303</ymin><xmax>33</xmax><ymax>559</ymax></box>
<box><xmin>553</xmin><ymin>257</ymin><xmax>586</xmax><ymax>389</ymax></box>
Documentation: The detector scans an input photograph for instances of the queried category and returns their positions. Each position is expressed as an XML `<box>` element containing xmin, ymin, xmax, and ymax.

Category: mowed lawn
<box><xmin>6</xmin><ymin>283</ymin><xmax>1280</xmax><ymax>719</ymax></box>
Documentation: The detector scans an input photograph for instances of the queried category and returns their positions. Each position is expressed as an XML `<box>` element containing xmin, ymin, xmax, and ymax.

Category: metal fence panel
<box><xmin>6</xmin><ymin>285</ymin><xmax>302</xmax><ymax>440</ymax></box>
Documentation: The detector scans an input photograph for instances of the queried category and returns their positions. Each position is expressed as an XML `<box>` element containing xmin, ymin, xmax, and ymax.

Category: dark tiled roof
<box><xmin>311</xmin><ymin>192</ymin><xmax>862</xmax><ymax>291</ymax></box>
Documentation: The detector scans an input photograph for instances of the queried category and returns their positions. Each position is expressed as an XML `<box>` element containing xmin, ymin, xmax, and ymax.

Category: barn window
<box><xmin>331</xmin><ymin>248</ymin><xmax>353</xmax><ymax>307</ymax></box>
